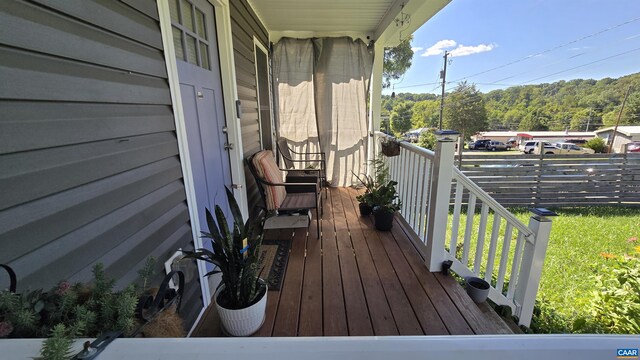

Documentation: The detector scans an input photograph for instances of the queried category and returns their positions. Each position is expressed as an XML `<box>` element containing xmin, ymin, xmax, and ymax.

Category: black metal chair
<box><xmin>246</xmin><ymin>151</ymin><xmax>321</xmax><ymax>239</ymax></box>
<box><xmin>276</xmin><ymin>137</ymin><xmax>327</xmax><ymax>189</ymax></box>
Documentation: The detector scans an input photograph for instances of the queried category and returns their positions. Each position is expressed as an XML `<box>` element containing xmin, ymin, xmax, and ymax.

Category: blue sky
<box><xmin>386</xmin><ymin>0</ymin><xmax>640</xmax><ymax>95</ymax></box>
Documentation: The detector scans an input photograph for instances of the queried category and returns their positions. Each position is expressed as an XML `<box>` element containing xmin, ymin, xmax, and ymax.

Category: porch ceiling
<box><xmin>247</xmin><ymin>0</ymin><xmax>451</xmax><ymax>46</ymax></box>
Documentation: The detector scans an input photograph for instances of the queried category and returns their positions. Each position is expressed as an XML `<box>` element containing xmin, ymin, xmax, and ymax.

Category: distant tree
<box><xmin>411</xmin><ymin>100</ymin><xmax>440</xmax><ymax>129</ymax></box>
<box><xmin>390</xmin><ymin>101</ymin><xmax>413</xmax><ymax>135</ymax></box>
<box><xmin>518</xmin><ymin>113</ymin><xmax>549</xmax><ymax>131</ymax></box>
<box><xmin>443</xmin><ymin>82</ymin><xmax>487</xmax><ymax>140</ymax></box>
<box><xmin>585</xmin><ymin>137</ymin><xmax>607</xmax><ymax>153</ymax></box>
<box><xmin>383</xmin><ymin>36</ymin><xmax>413</xmax><ymax>89</ymax></box>
<box><xmin>417</xmin><ymin>130</ymin><xmax>437</xmax><ymax>150</ymax></box>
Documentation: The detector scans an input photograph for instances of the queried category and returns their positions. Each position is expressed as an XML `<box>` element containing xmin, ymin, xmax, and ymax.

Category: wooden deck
<box><xmin>192</xmin><ymin>187</ymin><xmax>515</xmax><ymax>337</ymax></box>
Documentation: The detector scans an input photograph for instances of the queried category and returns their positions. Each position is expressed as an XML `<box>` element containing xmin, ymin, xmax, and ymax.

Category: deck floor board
<box><xmin>193</xmin><ymin>187</ymin><xmax>513</xmax><ymax>337</ymax></box>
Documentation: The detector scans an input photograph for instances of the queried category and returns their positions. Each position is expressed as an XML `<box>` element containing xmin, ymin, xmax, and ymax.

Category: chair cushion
<box><xmin>252</xmin><ymin>150</ymin><xmax>287</xmax><ymax>210</ymax></box>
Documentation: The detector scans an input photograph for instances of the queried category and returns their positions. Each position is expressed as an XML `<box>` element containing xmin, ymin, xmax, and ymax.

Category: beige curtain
<box><xmin>272</xmin><ymin>38</ymin><xmax>321</xmax><ymax>162</ymax></box>
<box><xmin>273</xmin><ymin>37</ymin><xmax>373</xmax><ymax>186</ymax></box>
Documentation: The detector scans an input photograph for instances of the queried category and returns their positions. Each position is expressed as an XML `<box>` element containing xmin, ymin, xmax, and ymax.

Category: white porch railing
<box><xmin>374</xmin><ymin>132</ymin><xmax>554</xmax><ymax>327</ymax></box>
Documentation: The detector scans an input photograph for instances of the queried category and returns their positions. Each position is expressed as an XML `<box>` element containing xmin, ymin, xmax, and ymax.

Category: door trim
<box><xmin>253</xmin><ymin>37</ymin><xmax>276</xmax><ymax>151</ymax></box>
<box><xmin>211</xmin><ymin>0</ymin><xmax>249</xmax><ymax>220</ymax></box>
<box><xmin>157</xmin><ymin>0</ymin><xmax>212</xmax><ymax>309</ymax></box>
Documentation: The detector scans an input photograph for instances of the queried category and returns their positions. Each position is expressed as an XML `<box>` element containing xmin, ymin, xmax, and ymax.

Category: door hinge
<box><xmin>224</xmin><ymin>143</ymin><xmax>233</xmax><ymax>150</ymax></box>
<box><xmin>231</xmin><ymin>184</ymin><xmax>242</xmax><ymax>189</ymax></box>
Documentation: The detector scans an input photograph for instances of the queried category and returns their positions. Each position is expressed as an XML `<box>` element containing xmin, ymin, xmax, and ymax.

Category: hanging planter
<box><xmin>380</xmin><ymin>138</ymin><xmax>401</xmax><ymax>157</ymax></box>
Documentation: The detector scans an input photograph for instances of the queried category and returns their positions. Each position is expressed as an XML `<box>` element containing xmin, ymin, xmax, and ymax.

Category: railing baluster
<box><xmin>485</xmin><ymin>213</ymin><xmax>502</xmax><ymax>283</ymax></box>
<box><xmin>449</xmin><ymin>182</ymin><xmax>464</xmax><ymax>257</ymax></box>
<box><xmin>507</xmin><ymin>231</ymin><xmax>525</xmax><ymax>301</ymax></box>
<box><xmin>473</xmin><ymin>203</ymin><xmax>490</xmax><ymax>275</ymax></box>
<box><xmin>462</xmin><ymin>193</ymin><xmax>476</xmax><ymax>265</ymax></box>
<box><xmin>410</xmin><ymin>152</ymin><xmax>419</xmax><ymax>229</ymax></box>
<box><xmin>404</xmin><ymin>152</ymin><xmax>416</xmax><ymax>229</ymax></box>
<box><xmin>495</xmin><ymin>224</ymin><xmax>512</xmax><ymax>294</ymax></box>
<box><xmin>423</xmin><ymin>157</ymin><xmax>432</xmax><ymax>242</ymax></box>
<box><xmin>416</xmin><ymin>156</ymin><xmax>427</xmax><ymax>241</ymax></box>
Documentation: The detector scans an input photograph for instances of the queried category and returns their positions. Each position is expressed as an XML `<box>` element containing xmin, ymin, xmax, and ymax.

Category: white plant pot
<box><xmin>215</xmin><ymin>281</ymin><xmax>267</xmax><ymax>336</ymax></box>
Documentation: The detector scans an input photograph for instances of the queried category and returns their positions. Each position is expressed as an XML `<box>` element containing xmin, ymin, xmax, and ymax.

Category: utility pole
<box><xmin>585</xmin><ymin>107</ymin><xmax>592</xmax><ymax>132</ymax></box>
<box><xmin>438</xmin><ymin>51</ymin><xmax>449</xmax><ymax>130</ymax></box>
<box><xmin>608</xmin><ymin>86</ymin><xmax>632</xmax><ymax>153</ymax></box>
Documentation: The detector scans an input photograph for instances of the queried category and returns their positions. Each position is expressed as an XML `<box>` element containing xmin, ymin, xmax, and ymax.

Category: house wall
<box><xmin>0</xmin><ymin>0</ymin><xmax>202</xmax><ymax>328</ymax></box>
<box><xmin>230</xmin><ymin>0</ymin><xmax>270</xmax><ymax>212</ymax></box>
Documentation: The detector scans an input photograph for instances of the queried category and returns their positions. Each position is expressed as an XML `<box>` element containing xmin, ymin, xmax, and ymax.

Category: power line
<box><xmin>485</xmin><ymin>32</ymin><xmax>640</xmax><ymax>85</ymax></box>
<box><xmin>447</xmin><ymin>16</ymin><xmax>640</xmax><ymax>84</ymax></box>
<box><xmin>518</xmin><ymin>47</ymin><xmax>640</xmax><ymax>84</ymax></box>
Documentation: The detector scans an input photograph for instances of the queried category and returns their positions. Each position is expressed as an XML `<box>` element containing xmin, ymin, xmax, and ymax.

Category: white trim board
<box><xmin>212</xmin><ymin>0</ymin><xmax>249</xmax><ymax>220</ymax></box>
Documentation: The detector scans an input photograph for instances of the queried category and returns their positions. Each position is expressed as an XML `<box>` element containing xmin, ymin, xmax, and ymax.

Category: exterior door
<box><xmin>169</xmin><ymin>0</ymin><xmax>232</xmax><ymax>262</ymax></box>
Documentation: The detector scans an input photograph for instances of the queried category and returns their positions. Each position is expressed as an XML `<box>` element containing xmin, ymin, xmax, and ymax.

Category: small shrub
<box><xmin>417</xmin><ymin>130</ymin><xmax>437</xmax><ymax>150</ymax></box>
<box><xmin>574</xmin><ymin>255</ymin><xmax>640</xmax><ymax>334</ymax></box>
<box><xmin>584</xmin><ymin>137</ymin><xmax>607</xmax><ymax>153</ymax></box>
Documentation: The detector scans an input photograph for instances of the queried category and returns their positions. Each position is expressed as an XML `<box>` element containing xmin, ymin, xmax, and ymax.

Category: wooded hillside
<box><xmin>382</xmin><ymin>72</ymin><xmax>640</xmax><ymax>135</ymax></box>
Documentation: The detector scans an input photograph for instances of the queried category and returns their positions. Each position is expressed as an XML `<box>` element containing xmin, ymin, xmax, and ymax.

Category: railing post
<box><xmin>514</xmin><ymin>208</ymin><xmax>556</xmax><ymax>327</ymax></box>
<box><xmin>425</xmin><ymin>130</ymin><xmax>458</xmax><ymax>271</ymax></box>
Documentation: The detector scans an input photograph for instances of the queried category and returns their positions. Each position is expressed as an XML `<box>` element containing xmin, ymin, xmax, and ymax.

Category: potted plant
<box><xmin>370</xmin><ymin>180</ymin><xmax>402</xmax><ymax>231</ymax></box>
<box><xmin>353</xmin><ymin>173</ymin><xmax>375</xmax><ymax>216</ymax></box>
<box><xmin>184</xmin><ymin>187</ymin><xmax>267</xmax><ymax>336</ymax></box>
<box><xmin>380</xmin><ymin>137</ymin><xmax>401</xmax><ymax>157</ymax></box>
<box><xmin>353</xmin><ymin>157</ymin><xmax>390</xmax><ymax>216</ymax></box>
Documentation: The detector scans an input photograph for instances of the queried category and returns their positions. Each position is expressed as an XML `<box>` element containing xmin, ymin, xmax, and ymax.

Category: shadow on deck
<box><xmin>192</xmin><ymin>188</ymin><xmax>516</xmax><ymax>336</ymax></box>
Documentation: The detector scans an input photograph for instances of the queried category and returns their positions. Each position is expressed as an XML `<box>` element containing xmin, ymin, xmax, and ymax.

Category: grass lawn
<box><xmin>447</xmin><ymin>206</ymin><xmax>640</xmax><ymax>332</ymax></box>
<box><xmin>535</xmin><ymin>207</ymin><xmax>639</xmax><ymax>330</ymax></box>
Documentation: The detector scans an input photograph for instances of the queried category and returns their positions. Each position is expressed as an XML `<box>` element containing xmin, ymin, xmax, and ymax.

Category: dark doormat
<box><xmin>261</xmin><ymin>239</ymin><xmax>290</xmax><ymax>291</ymax></box>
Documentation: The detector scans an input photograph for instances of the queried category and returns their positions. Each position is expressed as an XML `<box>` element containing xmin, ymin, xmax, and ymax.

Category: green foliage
<box><xmin>40</xmin><ymin>324</ymin><xmax>73</xmax><ymax>360</ymax></box>
<box><xmin>383</xmin><ymin>36</ymin><xmax>413</xmax><ymax>89</ymax></box>
<box><xmin>417</xmin><ymin>130</ymin><xmax>437</xmax><ymax>150</ymax></box>
<box><xmin>444</xmin><ymin>82</ymin><xmax>487</xmax><ymax>139</ymax></box>
<box><xmin>411</xmin><ymin>100</ymin><xmax>440</xmax><ymax>129</ymax></box>
<box><xmin>370</xmin><ymin>180</ymin><xmax>402</xmax><ymax>214</ymax></box>
<box><xmin>354</xmin><ymin>157</ymin><xmax>389</xmax><ymax>206</ymax></box>
<box><xmin>390</xmin><ymin>101</ymin><xmax>413</xmax><ymax>135</ymax></box>
<box><xmin>584</xmin><ymin>137</ymin><xmax>607</xmax><ymax>153</ymax></box>
<box><xmin>137</xmin><ymin>257</ymin><xmax>156</xmax><ymax>292</ymax></box>
<box><xmin>575</xmin><ymin>256</ymin><xmax>640</xmax><ymax>334</ymax></box>
<box><xmin>184</xmin><ymin>187</ymin><xmax>266</xmax><ymax>309</ymax></box>
<box><xmin>0</xmin><ymin>264</ymin><xmax>139</xmax><ymax>340</ymax></box>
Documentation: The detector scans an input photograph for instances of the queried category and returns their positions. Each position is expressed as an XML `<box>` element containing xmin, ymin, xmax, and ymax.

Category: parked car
<box><xmin>565</xmin><ymin>139</ymin><xmax>588</xmax><ymax>146</ymax></box>
<box><xmin>532</xmin><ymin>141</ymin><xmax>557</xmax><ymax>155</ymax></box>
<box><xmin>487</xmin><ymin>141</ymin><xmax>509</xmax><ymax>151</ymax></box>
<box><xmin>468</xmin><ymin>139</ymin><xmax>491</xmax><ymax>150</ymax></box>
<box><xmin>519</xmin><ymin>141</ymin><xmax>537</xmax><ymax>154</ymax></box>
<box><xmin>627</xmin><ymin>141</ymin><xmax>640</xmax><ymax>153</ymax></box>
<box><xmin>554</xmin><ymin>142</ymin><xmax>595</xmax><ymax>154</ymax></box>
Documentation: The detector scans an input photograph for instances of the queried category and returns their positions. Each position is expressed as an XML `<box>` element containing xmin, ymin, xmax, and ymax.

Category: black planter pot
<box><xmin>373</xmin><ymin>211</ymin><xmax>394</xmax><ymax>231</ymax></box>
<box><xmin>359</xmin><ymin>202</ymin><xmax>373</xmax><ymax>216</ymax></box>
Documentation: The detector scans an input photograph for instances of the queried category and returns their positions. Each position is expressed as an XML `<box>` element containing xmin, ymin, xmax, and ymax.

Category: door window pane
<box><xmin>181</xmin><ymin>0</ymin><xmax>194</xmax><ymax>32</ymax></box>
<box><xmin>186</xmin><ymin>34</ymin><xmax>198</xmax><ymax>64</ymax></box>
<box><xmin>172</xmin><ymin>26</ymin><xmax>184</xmax><ymax>60</ymax></box>
<box><xmin>195</xmin><ymin>9</ymin><xmax>206</xmax><ymax>39</ymax></box>
<box><xmin>199</xmin><ymin>43</ymin><xmax>210</xmax><ymax>70</ymax></box>
<box><xmin>169</xmin><ymin>0</ymin><xmax>180</xmax><ymax>24</ymax></box>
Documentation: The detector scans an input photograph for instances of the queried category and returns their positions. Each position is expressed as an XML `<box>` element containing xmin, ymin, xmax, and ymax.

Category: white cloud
<box><xmin>449</xmin><ymin>43</ymin><xmax>496</xmax><ymax>57</ymax></box>
<box><xmin>411</xmin><ymin>46</ymin><xmax>424</xmax><ymax>52</ymax></box>
<box><xmin>421</xmin><ymin>40</ymin><xmax>457</xmax><ymax>57</ymax></box>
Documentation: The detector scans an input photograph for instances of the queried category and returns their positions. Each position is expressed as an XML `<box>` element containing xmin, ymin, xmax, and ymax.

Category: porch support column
<box><xmin>367</xmin><ymin>42</ymin><xmax>384</xmax><ymax>176</ymax></box>
<box><xmin>425</xmin><ymin>131</ymin><xmax>458</xmax><ymax>271</ymax></box>
<box><xmin>515</xmin><ymin>209</ymin><xmax>556</xmax><ymax>327</ymax></box>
